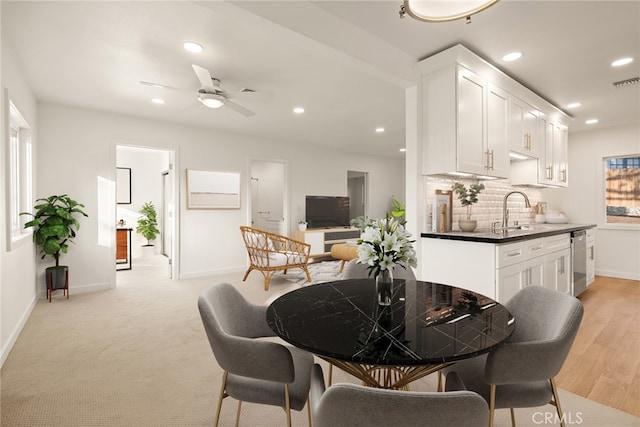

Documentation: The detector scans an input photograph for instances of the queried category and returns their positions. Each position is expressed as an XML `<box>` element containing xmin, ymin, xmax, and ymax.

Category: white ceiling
<box><xmin>3</xmin><ymin>1</ymin><xmax>639</xmax><ymax>159</ymax></box>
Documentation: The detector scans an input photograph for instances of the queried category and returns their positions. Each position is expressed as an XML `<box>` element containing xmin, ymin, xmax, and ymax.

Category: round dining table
<box><xmin>266</xmin><ymin>278</ymin><xmax>515</xmax><ymax>389</ymax></box>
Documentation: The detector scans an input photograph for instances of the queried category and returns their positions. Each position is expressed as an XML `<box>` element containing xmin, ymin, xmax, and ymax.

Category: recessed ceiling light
<box><xmin>585</xmin><ymin>119</ymin><xmax>599</xmax><ymax>125</ymax></box>
<box><xmin>375</xmin><ymin>127</ymin><xmax>385</xmax><ymax>133</ymax></box>
<box><xmin>566</xmin><ymin>102</ymin><xmax>582</xmax><ymax>109</ymax></box>
<box><xmin>183</xmin><ymin>42</ymin><xmax>203</xmax><ymax>53</ymax></box>
<box><xmin>611</xmin><ymin>57</ymin><xmax>633</xmax><ymax>67</ymax></box>
<box><xmin>151</xmin><ymin>98</ymin><xmax>165</xmax><ymax>105</ymax></box>
<box><xmin>503</xmin><ymin>51</ymin><xmax>522</xmax><ymax>62</ymax></box>
<box><xmin>293</xmin><ymin>107</ymin><xmax>305</xmax><ymax>114</ymax></box>
<box><xmin>399</xmin><ymin>148</ymin><xmax>407</xmax><ymax>152</ymax></box>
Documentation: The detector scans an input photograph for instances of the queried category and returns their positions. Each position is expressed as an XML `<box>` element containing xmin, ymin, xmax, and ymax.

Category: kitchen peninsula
<box><xmin>421</xmin><ymin>223</ymin><xmax>596</xmax><ymax>302</ymax></box>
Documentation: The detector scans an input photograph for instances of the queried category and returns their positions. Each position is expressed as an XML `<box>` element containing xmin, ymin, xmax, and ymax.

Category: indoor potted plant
<box><xmin>21</xmin><ymin>194</ymin><xmax>88</xmax><ymax>299</ymax></box>
<box><xmin>136</xmin><ymin>202</ymin><xmax>160</xmax><ymax>248</ymax></box>
<box><xmin>452</xmin><ymin>182</ymin><xmax>485</xmax><ymax>232</ymax></box>
<box><xmin>297</xmin><ymin>220</ymin><xmax>308</xmax><ymax>231</ymax></box>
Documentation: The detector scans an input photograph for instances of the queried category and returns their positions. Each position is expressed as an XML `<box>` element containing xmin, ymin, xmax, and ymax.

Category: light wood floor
<box><xmin>555</xmin><ymin>275</ymin><xmax>640</xmax><ymax>417</ymax></box>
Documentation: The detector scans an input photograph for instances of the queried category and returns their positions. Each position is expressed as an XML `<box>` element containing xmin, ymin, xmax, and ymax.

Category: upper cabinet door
<box><xmin>509</xmin><ymin>96</ymin><xmax>541</xmax><ymax>158</ymax></box>
<box><xmin>456</xmin><ymin>67</ymin><xmax>487</xmax><ymax>176</ymax></box>
<box><xmin>486</xmin><ymin>84</ymin><xmax>510</xmax><ymax>178</ymax></box>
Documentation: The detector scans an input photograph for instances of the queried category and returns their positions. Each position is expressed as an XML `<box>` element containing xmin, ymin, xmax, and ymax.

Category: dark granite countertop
<box><xmin>421</xmin><ymin>223</ymin><xmax>596</xmax><ymax>244</ymax></box>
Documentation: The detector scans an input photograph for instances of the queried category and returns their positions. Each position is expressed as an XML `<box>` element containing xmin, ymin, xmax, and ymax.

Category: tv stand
<box><xmin>293</xmin><ymin>227</ymin><xmax>360</xmax><ymax>256</ymax></box>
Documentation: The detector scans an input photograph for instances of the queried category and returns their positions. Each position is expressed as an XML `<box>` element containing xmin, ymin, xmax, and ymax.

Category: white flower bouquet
<box><xmin>356</xmin><ymin>214</ymin><xmax>417</xmax><ymax>278</ymax></box>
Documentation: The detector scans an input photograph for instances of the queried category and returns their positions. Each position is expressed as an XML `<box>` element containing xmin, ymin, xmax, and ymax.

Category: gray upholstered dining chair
<box><xmin>198</xmin><ymin>283</ymin><xmax>314</xmax><ymax>427</ymax></box>
<box><xmin>310</xmin><ymin>364</ymin><xmax>489</xmax><ymax>427</ymax></box>
<box><xmin>342</xmin><ymin>259</ymin><xmax>417</xmax><ymax>281</ymax></box>
<box><xmin>443</xmin><ymin>286</ymin><xmax>584</xmax><ymax>427</ymax></box>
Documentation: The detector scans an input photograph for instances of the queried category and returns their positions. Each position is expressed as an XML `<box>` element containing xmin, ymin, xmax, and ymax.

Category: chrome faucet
<box><xmin>502</xmin><ymin>191</ymin><xmax>531</xmax><ymax>229</ymax></box>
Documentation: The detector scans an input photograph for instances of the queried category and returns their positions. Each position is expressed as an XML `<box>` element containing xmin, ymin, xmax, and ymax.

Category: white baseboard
<box><xmin>596</xmin><ymin>269</ymin><xmax>640</xmax><ymax>281</ymax></box>
<box><xmin>37</xmin><ymin>281</ymin><xmax>112</xmax><ymax>299</ymax></box>
<box><xmin>0</xmin><ymin>295</ymin><xmax>37</xmax><ymax>368</ymax></box>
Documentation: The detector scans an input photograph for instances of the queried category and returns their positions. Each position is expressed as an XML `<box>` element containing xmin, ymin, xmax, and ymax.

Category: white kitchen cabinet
<box><xmin>553</xmin><ymin>125</ymin><xmax>569</xmax><ymax>187</ymax></box>
<box><xmin>586</xmin><ymin>229</ymin><xmax>596</xmax><ymax>286</ymax></box>
<box><xmin>498</xmin><ymin>263</ymin><xmax>526</xmax><ymax>302</ymax></box>
<box><xmin>422</xmin><ymin>232</ymin><xmax>574</xmax><ymax>303</ymax></box>
<box><xmin>544</xmin><ymin>248</ymin><xmax>572</xmax><ymax>294</ymax></box>
<box><xmin>510</xmin><ymin>96</ymin><xmax>540</xmax><ymax>158</ymax></box>
<box><xmin>422</xmin><ymin>65</ymin><xmax>509</xmax><ymax>179</ymax></box>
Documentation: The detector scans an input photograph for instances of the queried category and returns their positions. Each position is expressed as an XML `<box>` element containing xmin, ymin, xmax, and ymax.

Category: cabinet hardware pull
<box><xmin>485</xmin><ymin>150</ymin><xmax>490</xmax><ymax>170</ymax></box>
<box><xmin>507</xmin><ymin>252</ymin><xmax>520</xmax><ymax>257</ymax></box>
<box><xmin>490</xmin><ymin>149</ymin><xmax>494</xmax><ymax>170</ymax></box>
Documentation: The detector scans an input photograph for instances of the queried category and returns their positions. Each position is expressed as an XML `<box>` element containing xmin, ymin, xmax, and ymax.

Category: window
<box><xmin>6</xmin><ymin>98</ymin><xmax>33</xmax><ymax>247</ymax></box>
<box><xmin>604</xmin><ymin>155</ymin><xmax>640</xmax><ymax>225</ymax></box>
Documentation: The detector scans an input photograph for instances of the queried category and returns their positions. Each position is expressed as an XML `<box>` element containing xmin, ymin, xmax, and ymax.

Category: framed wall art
<box><xmin>186</xmin><ymin>168</ymin><xmax>241</xmax><ymax>209</ymax></box>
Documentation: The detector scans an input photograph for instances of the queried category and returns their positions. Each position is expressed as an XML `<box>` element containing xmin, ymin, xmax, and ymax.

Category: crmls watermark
<box><xmin>532</xmin><ymin>412</ymin><xmax>584</xmax><ymax>425</ymax></box>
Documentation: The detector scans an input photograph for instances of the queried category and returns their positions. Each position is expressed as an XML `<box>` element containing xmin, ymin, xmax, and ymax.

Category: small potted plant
<box><xmin>452</xmin><ymin>182</ymin><xmax>485</xmax><ymax>232</ymax></box>
<box><xmin>298</xmin><ymin>220</ymin><xmax>308</xmax><ymax>231</ymax></box>
<box><xmin>136</xmin><ymin>202</ymin><xmax>160</xmax><ymax>248</ymax></box>
<box><xmin>21</xmin><ymin>194</ymin><xmax>88</xmax><ymax>299</ymax></box>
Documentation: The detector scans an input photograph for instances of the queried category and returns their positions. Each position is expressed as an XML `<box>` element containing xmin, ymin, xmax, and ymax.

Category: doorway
<box><xmin>348</xmin><ymin>171</ymin><xmax>368</xmax><ymax>220</ymax></box>
<box><xmin>250</xmin><ymin>159</ymin><xmax>288</xmax><ymax>234</ymax></box>
<box><xmin>116</xmin><ymin>145</ymin><xmax>176</xmax><ymax>283</ymax></box>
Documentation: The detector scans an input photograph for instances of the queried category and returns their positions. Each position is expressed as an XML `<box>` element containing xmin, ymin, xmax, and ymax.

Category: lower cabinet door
<box><xmin>497</xmin><ymin>263</ymin><xmax>526</xmax><ymax>303</ymax></box>
<box><xmin>544</xmin><ymin>249</ymin><xmax>571</xmax><ymax>294</ymax></box>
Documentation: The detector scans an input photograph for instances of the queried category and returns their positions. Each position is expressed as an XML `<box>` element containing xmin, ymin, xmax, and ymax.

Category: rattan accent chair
<box><xmin>198</xmin><ymin>283</ymin><xmax>314</xmax><ymax>427</ymax></box>
<box><xmin>240</xmin><ymin>226</ymin><xmax>311</xmax><ymax>291</ymax></box>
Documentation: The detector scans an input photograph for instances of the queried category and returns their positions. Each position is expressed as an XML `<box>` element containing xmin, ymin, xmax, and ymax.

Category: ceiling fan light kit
<box><xmin>400</xmin><ymin>0</ymin><xmax>499</xmax><ymax>23</ymax></box>
<box><xmin>198</xmin><ymin>93</ymin><xmax>225</xmax><ymax>109</ymax></box>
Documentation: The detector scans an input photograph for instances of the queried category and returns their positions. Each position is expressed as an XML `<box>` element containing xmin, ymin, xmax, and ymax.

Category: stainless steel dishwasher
<box><xmin>571</xmin><ymin>230</ymin><xmax>587</xmax><ymax>296</ymax></box>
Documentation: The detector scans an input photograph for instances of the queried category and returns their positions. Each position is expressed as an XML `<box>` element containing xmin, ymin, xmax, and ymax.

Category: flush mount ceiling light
<box><xmin>611</xmin><ymin>57</ymin><xmax>633</xmax><ymax>67</ymax></box>
<box><xmin>566</xmin><ymin>102</ymin><xmax>582</xmax><ymax>109</ymax></box>
<box><xmin>585</xmin><ymin>119</ymin><xmax>599</xmax><ymax>125</ymax></box>
<box><xmin>150</xmin><ymin>98</ymin><xmax>165</xmax><ymax>105</ymax></box>
<box><xmin>183</xmin><ymin>41</ymin><xmax>204</xmax><ymax>53</ymax></box>
<box><xmin>399</xmin><ymin>0</ymin><xmax>500</xmax><ymax>23</ymax></box>
<box><xmin>502</xmin><ymin>51</ymin><xmax>522</xmax><ymax>62</ymax></box>
<box><xmin>375</xmin><ymin>127</ymin><xmax>385</xmax><ymax>133</ymax></box>
<box><xmin>293</xmin><ymin>107</ymin><xmax>305</xmax><ymax>114</ymax></box>
<box><xmin>198</xmin><ymin>93</ymin><xmax>225</xmax><ymax>109</ymax></box>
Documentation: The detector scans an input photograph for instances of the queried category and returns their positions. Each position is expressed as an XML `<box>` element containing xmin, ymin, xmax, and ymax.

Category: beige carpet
<box><xmin>1</xmin><ymin>257</ymin><xmax>638</xmax><ymax>427</ymax></box>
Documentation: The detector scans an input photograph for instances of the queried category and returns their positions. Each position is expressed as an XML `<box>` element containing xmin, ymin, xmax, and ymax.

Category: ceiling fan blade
<box><xmin>192</xmin><ymin>64</ymin><xmax>216</xmax><ymax>92</ymax></box>
<box><xmin>139</xmin><ymin>80</ymin><xmax>185</xmax><ymax>91</ymax></box>
<box><xmin>226</xmin><ymin>89</ymin><xmax>274</xmax><ymax>101</ymax></box>
<box><xmin>225</xmin><ymin>100</ymin><xmax>255</xmax><ymax>117</ymax></box>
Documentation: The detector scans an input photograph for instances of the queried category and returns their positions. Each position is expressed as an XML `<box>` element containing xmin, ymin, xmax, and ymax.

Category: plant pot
<box><xmin>298</xmin><ymin>223</ymin><xmax>307</xmax><ymax>231</ymax></box>
<box><xmin>45</xmin><ymin>266</ymin><xmax>69</xmax><ymax>302</ymax></box>
<box><xmin>141</xmin><ymin>244</ymin><xmax>155</xmax><ymax>257</ymax></box>
<box><xmin>458</xmin><ymin>219</ymin><xmax>478</xmax><ymax>232</ymax></box>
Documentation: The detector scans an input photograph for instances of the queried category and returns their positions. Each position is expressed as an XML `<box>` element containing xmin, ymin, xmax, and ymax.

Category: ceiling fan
<box><xmin>141</xmin><ymin>64</ymin><xmax>272</xmax><ymax>117</ymax></box>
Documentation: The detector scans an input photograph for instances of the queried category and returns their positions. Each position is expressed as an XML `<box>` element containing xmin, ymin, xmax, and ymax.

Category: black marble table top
<box><xmin>267</xmin><ymin>279</ymin><xmax>515</xmax><ymax>366</ymax></box>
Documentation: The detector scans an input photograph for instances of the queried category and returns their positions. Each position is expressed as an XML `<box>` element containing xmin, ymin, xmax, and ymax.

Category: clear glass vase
<box><xmin>376</xmin><ymin>268</ymin><xmax>394</xmax><ymax>306</ymax></box>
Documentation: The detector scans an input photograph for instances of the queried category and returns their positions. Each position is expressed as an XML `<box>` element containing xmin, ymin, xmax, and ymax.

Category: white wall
<box><xmin>1</xmin><ymin>28</ymin><xmax>39</xmax><ymax>365</ymax></box>
<box><xmin>545</xmin><ymin>123</ymin><xmax>640</xmax><ymax>280</ymax></box>
<box><xmin>37</xmin><ymin>103</ymin><xmax>405</xmax><ymax>285</ymax></box>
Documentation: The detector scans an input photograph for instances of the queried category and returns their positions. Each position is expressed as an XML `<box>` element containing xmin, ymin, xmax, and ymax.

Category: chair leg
<box><xmin>235</xmin><ymin>401</ymin><xmax>242</xmax><ymax>427</ymax></box>
<box><xmin>328</xmin><ymin>364</ymin><xmax>333</xmax><ymax>386</ymax></box>
<box><xmin>488</xmin><ymin>384</ymin><xmax>496</xmax><ymax>427</ymax></box>
<box><xmin>242</xmin><ymin>267</ymin><xmax>253</xmax><ymax>282</ymax></box>
<box><xmin>339</xmin><ymin>260</ymin><xmax>346</xmax><ymax>272</ymax></box>
<box><xmin>437</xmin><ymin>371</ymin><xmax>442</xmax><ymax>392</ymax></box>
<box><xmin>510</xmin><ymin>408</ymin><xmax>516</xmax><ymax>427</ymax></box>
<box><xmin>307</xmin><ymin>394</ymin><xmax>312</xmax><ymax>427</ymax></box>
<box><xmin>214</xmin><ymin>371</ymin><xmax>228</xmax><ymax>427</ymax></box>
<box><xmin>284</xmin><ymin>383</ymin><xmax>292</xmax><ymax>427</ymax></box>
<box><xmin>303</xmin><ymin>266</ymin><xmax>311</xmax><ymax>283</ymax></box>
<box><xmin>549</xmin><ymin>377</ymin><xmax>565</xmax><ymax>427</ymax></box>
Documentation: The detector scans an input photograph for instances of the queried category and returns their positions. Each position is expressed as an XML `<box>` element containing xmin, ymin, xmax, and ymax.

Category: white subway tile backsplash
<box><xmin>424</xmin><ymin>177</ymin><xmax>543</xmax><ymax>232</ymax></box>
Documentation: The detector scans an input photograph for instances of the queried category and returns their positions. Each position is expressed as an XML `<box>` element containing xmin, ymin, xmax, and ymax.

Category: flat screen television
<box><xmin>305</xmin><ymin>196</ymin><xmax>350</xmax><ymax>229</ymax></box>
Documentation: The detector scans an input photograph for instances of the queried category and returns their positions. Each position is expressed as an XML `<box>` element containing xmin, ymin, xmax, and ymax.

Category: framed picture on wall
<box><xmin>186</xmin><ymin>168</ymin><xmax>241</xmax><ymax>209</ymax></box>
<box><xmin>116</xmin><ymin>167</ymin><xmax>132</xmax><ymax>204</ymax></box>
